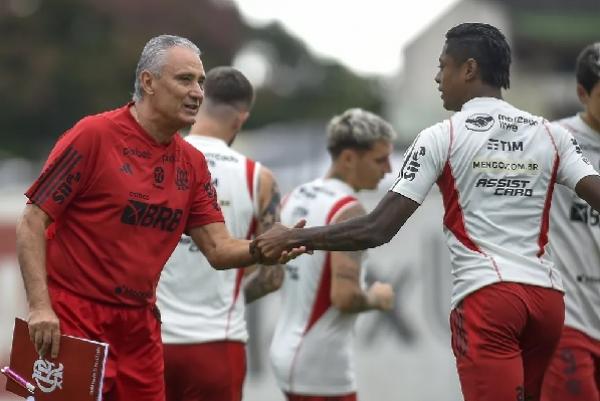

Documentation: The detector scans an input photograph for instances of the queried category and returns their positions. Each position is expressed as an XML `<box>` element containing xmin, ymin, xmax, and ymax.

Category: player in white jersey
<box><xmin>542</xmin><ymin>43</ymin><xmax>600</xmax><ymax>401</ymax></box>
<box><xmin>252</xmin><ymin>23</ymin><xmax>600</xmax><ymax>401</ymax></box>
<box><xmin>157</xmin><ymin>67</ymin><xmax>284</xmax><ymax>401</ymax></box>
<box><xmin>269</xmin><ymin>108</ymin><xmax>395</xmax><ymax>401</ymax></box>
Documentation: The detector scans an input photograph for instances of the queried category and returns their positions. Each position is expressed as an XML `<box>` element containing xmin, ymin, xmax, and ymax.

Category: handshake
<box><xmin>250</xmin><ymin>220</ymin><xmax>309</xmax><ymax>265</ymax></box>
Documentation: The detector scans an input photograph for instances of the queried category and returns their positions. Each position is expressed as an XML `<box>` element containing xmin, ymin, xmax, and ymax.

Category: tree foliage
<box><xmin>0</xmin><ymin>0</ymin><xmax>383</xmax><ymax>158</ymax></box>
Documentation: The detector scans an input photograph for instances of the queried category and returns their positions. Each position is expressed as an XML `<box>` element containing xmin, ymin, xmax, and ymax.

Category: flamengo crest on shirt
<box><xmin>32</xmin><ymin>358</ymin><xmax>64</xmax><ymax>393</ymax></box>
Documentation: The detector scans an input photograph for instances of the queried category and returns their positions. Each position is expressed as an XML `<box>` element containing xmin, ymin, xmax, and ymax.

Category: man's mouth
<box><xmin>183</xmin><ymin>103</ymin><xmax>199</xmax><ymax>113</ymax></box>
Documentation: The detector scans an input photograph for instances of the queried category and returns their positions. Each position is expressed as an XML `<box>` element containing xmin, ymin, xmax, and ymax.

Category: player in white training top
<box><xmin>157</xmin><ymin>67</ymin><xmax>284</xmax><ymax>401</ymax></box>
<box><xmin>252</xmin><ymin>23</ymin><xmax>600</xmax><ymax>401</ymax></box>
<box><xmin>542</xmin><ymin>42</ymin><xmax>600</xmax><ymax>401</ymax></box>
<box><xmin>269</xmin><ymin>109</ymin><xmax>395</xmax><ymax>401</ymax></box>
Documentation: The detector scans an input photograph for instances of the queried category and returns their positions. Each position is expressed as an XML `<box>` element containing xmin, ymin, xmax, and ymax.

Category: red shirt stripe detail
<box><xmin>436</xmin><ymin>121</ymin><xmax>480</xmax><ymax>254</ymax></box>
<box><xmin>437</xmin><ymin>162</ymin><xmax>480</xmax><ymax>254</ymax></box>
<box><xmin>245</xmin><ymin>159</ymin><xmax>256</xmax><ymax>201</ymax></box>
<box><xmin>304</xmin><ymin>195</ymin><xmax>357</xmax><ymax>334</ymax></box>
<box><xmin>226</xmin><ymin>159</ymin><xmax>259</xmax><ymax>335</ymax></box>
<box><xmin>29</xmin><ymin>146</ymin><xmax>83</xmax><ymax>205</ymax></box>
<box><xmin>538</xmin><ymin>124</ymin><xmax>560</xmax><ymax>257</ymax></box>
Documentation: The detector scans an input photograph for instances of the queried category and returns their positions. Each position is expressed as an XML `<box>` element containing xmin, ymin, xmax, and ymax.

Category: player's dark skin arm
<box><xmin>252</xmin><ymin>191</ymin><xmax>419</xmax><ymax>259</ymax></box>
<box><xmin>16</xmin><ymin>204</ymin><xmax>61</xmax><ymax>358</ymax></box>
<box><xmin>576</xmin><ymin>175</ymin><xmax>600</xmax><ymax>212</ymax></box>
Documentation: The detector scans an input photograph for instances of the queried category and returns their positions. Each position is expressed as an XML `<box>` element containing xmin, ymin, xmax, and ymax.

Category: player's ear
<box><xmin>339</xmin><ymin>148</ymin><xmax>358</xmax><ymax>168</ymax></box>
<box><xmin>576</xmin><ymin>84</ymin><xmax>589</xmax><ymax>106</ymax></box>
<box><xmin>463</xmin><ymin>58</ymin><xmax>478</xmax><ymax>82</ymax></box>
<box><xmin>140</xmin><ymin>70</ymin><xmax>156</xmax><ymax>97</ymax></box>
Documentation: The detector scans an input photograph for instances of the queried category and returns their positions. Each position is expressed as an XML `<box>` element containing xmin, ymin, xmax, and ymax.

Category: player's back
<box><xmin>443</xmin><ymin>98</ymin><xmax>567</xmax><ymax>305</ymax></box>
<box><xmin>393</xmin><ymin>97</ymin><xmax>596</xmax><ymax>308</ymax></box>
<box><xmin>549</xmin><ymin>114</ymin><xmax>600</xmax><ymax>341</ymax></box>
<box><xmin>270</xmin><ymin>178</ymin><xmax>360</xmax><ymax>395</ymax></box>
<box><xmin>157</xmin><ymin>135</ymin><xmax>260</xmax><ymax>344</ymax></box>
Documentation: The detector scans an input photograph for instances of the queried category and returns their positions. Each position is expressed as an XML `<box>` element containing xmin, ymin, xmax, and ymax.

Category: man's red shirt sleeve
<box><xmin>25</xmin><ymin>118</ymin><xmax>97</xmax><ymax>221</ymax></box>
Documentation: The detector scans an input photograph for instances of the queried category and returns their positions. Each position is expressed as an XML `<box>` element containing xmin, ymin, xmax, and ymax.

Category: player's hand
<box><xmin>28</xmin><ymin>304</ymin><xmax>61</xmax><ymax>358</ymax></box>
<box><xmin>367</xmin><ymin>282</ymin><xmax>395</xmax><ymax>311</ymax></box>
<box><xmin>251</xmin><ymin>220</ymin><xmax>307</xmax><ymax>264</ymax></box>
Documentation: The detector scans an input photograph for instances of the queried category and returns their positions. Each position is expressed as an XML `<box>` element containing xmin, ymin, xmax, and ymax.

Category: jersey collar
<box><xmin>185</xmin><ymin>134</ymin><xmax>228</xmax><ymax>148</ymax></box>
<box><xmin>461</xmin><ymin>97</ymin><xmax>505</xmax><ymax>111</ymax></box>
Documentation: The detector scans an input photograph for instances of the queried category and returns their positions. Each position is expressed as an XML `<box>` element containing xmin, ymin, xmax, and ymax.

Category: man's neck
<box><xmin>188</xmin><ymin>116</ymin><xmax>233</xmax><ymax>145</ymax></box>
<box><xmin>462</xmin><ymin>85</ymin><xmax>503</xmax><ymax>108</ymax></box>
<box><xmin>325</xmin><ymin>167</ymin><xmax>358</xmax><ymax>192</ymax></box>
<box><xmin>131</xmin><ymin>102</ymin><xmax>178</xmax><ymax>145</ymax></box>
<box><xmin>581</xmin><ymin>111</ymin><xmax>600</xmax><ymax>135</ymax></box>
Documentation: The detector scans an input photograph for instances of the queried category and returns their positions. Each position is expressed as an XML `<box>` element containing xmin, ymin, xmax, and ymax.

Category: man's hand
<box><xmin>366</xmin><ymin>282</ymin><xmax>395</xmax><ymax>311</ymax></box>
<box><xmin>28</xmin><ymin>304</ymin><xmax>61</xmax><ymax>358</ymax></box>
<box><xmin>251</xmin><ymin>220</ymin><xmax>307</xmax><ymax>264</ymax></box>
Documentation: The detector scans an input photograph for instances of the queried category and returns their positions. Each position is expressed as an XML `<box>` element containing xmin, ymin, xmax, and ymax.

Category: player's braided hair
<box><xmin>445</xmin><ymin>22</ymin><xmax>511</xmax><ymax>90</ymax></box>
<box><xmin>576</xmin><ymin>42</ymin><xmax>600</xmax><ymax>94</ymax></box>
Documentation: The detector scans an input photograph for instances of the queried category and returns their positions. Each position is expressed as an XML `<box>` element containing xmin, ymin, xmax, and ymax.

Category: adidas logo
<box><xmin>120</xmin><ymin>163</ymin><xmax>133</xmax><ymax>175</ymax></box>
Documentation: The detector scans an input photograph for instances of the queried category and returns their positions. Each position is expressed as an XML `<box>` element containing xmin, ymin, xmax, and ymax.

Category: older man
<box><xmin>16</xmin><ymin>35</ymin><xmax>300</xmax><ymax>401</ymax></box>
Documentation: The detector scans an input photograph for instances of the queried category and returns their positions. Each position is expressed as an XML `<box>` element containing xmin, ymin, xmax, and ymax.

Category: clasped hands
<box><xmin>250</xmin><ymin>220</ymin><xmax>310</xmax><ymax>264</ymax></box>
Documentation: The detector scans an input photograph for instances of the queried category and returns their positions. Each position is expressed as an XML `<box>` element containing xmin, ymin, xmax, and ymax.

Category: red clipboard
<box><xmin>3</xmin><ymin>318</ymin><xmax>109</xmax><ymax>401</ymax></box>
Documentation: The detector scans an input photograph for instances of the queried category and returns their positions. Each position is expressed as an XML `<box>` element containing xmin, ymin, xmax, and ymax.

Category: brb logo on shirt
<box><xmin>120</xmin><ymin>200</ymin><xmax>183</xmax><ymax>232</ymax></box>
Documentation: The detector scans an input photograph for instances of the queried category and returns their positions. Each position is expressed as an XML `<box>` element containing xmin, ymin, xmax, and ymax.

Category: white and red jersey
<box><xmin>270</xmin><ymin>178</ymin><xmax>363</xmax><ymax>395</ymax></box>
<box><xmin>390</xmin><ymin>97</ymin><xmax>598</xmax><ymax>309</ymax></box>
<box><xmin>157</xmin><ymin>135</ymin><xmax>261</xmax><ymax>344</ymax></box>
<box><xmin>549</xmin><ymin>114</ymin><xmax>600</xmax><ymax>341</ymax></box>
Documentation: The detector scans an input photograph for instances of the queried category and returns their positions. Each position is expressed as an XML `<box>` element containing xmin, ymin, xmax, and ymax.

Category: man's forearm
<box><xmin>16</xmin><ymin>216</ymin><xmax>51</xmax><ymax>308</ymax></box>
<box><xmin>243</xmin><ymin>265</ymin><xmax>283</xmax><ymax>303</ymax></box>
<box><xmin>211</xmin><ymin>238</ymin><xmax>256</xmax><ymax>269</ymax></box>
<box><xmin>292</xmin><ymin>214</ymin><xmax>382</xmax><ymax>252</ymax></box>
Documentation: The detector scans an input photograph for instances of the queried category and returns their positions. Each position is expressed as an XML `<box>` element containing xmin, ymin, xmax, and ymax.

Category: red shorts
<box><xmin>49</xmin><ymin>285</ymin><xmax>165</xmax><ymax>401</ymax></box>
<box><xmin>541</xmin><ymin>326</ymin><xmax>600</xmax><ymax>401</ymax></box>
<box><xmin>285</xmin><ymin>393</ymin><xmax>357</xmax><ymax>401</ymax></box>
<box><xmin>163</xmin><ymin>341</ymin><xmax>246</xmax><ymax>401</ymax></box>
<box><xmin>450</xmin><ymin>282</ymin><xmax>564</xmax><ymax>401</ymax></box>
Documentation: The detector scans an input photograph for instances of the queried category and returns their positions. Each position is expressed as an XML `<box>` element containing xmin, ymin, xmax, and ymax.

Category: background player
<box><xmin>542</xmin><ymin>42</ymin><xmax>600</xmax><ymax>401</ymax></box>
<box><xmin>157</xmin><ymin>66</ymin><xmax>284</xmax><ymax>401</ymax></box>
<box><xmin>252</xmin><ymin>23</ymin><xmax>600</xmax><ymax>401</ymax></box>
<box><xmin>269</xmin><ymin>108</ymin><xmax>395</xmax><ymax>401</ymax></box>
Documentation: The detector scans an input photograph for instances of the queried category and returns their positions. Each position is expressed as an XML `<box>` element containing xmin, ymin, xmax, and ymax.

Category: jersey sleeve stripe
<box><xmin>29</xmin><ymin>147</ymin><xmax>83</xmax><ymax>204</ymax></box>
<box><xmin>27</xmin><ymin>146</ymin><xmax>77</xmax><ymax>201</ymax></box>
<box><xmin>325</xmin><ymin>196</ymin><xmax>358</xmax><ymax>224</ymax></box>
<box><xmin>537</xmin><ymin>123</ymin><xmax>560</xmax><ymax>260</ymax></box>
<box><xmin>301</xmin><ymin>196</ymin><xmax>357</xmax><ymax>336</ymax></box>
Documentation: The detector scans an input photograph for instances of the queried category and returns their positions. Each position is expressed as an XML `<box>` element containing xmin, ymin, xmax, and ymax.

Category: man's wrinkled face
<box><xmin>149</xmin><ymin>46</ymin><xmax>205</xmax><ymax>127</ymax></box>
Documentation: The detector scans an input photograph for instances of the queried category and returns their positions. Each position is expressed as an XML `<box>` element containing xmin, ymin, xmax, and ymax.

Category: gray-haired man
<box><xmin>16</xmin><ymin>35</ymin><xmax>302</xmax><ymax>401</ymax></box>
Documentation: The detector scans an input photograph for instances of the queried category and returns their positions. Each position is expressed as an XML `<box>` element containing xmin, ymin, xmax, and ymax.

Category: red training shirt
<box><xmin>25</xmin><ymin>103</ymin><xmax>224</xmax><ymax>306</ymax></box>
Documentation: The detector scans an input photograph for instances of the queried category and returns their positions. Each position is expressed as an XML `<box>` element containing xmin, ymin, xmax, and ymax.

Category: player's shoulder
<box><xmin>54</xmin><ymin>106</ymin><xmax>127</xmax><ymax>146</ymax></box>
<box><xmin>552</xmin><ymin>115</ymin><xmax>583</xmax><ymax>136</ymax></box>
<box><xmin>78</xmin><ymin>104</ymin><xmax>131</xmax><ymax>129</ymax></box>
<box><xmin>177</xmin><ymin>135</ymin><xmax>208</xmax><ymax>163</ymax></box>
